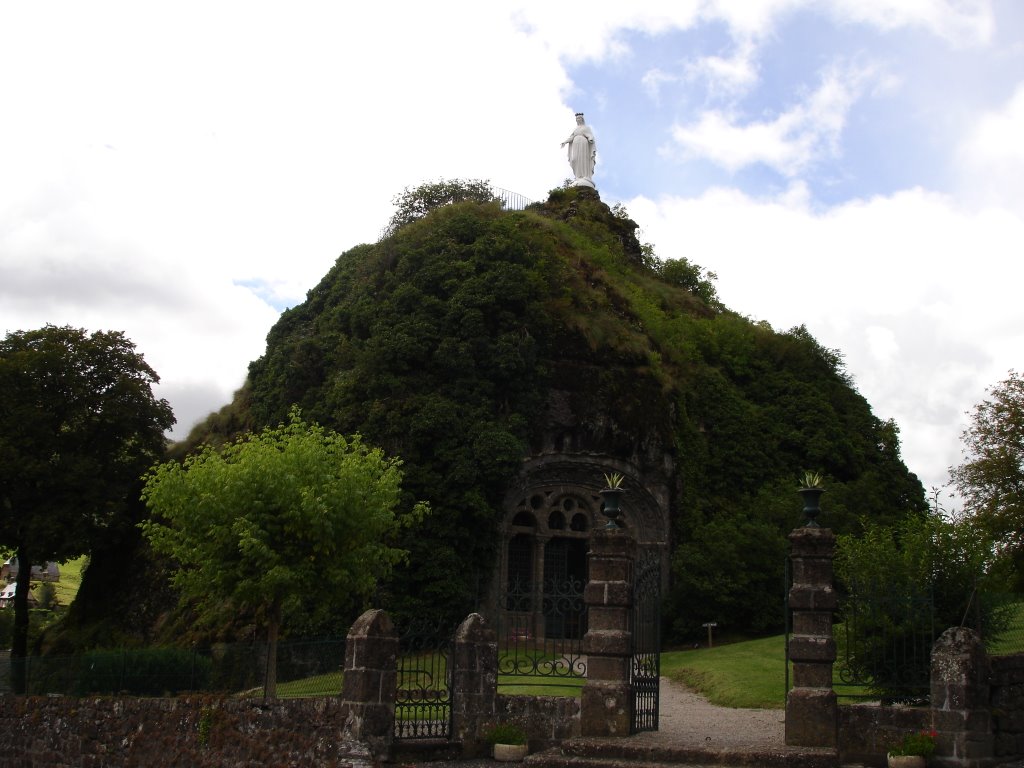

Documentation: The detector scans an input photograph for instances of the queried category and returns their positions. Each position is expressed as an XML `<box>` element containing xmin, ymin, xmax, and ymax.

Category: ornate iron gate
<box><xmin>630</xmin><ymin>551</ymin><xmax>661</xmax><ymax>733</ymax></box>
<box><xmin>394</xmin><ymin>618</ymin><xmax>455</xmax><ymax>740</ymax></box>
<box><xmin>497</xmin><ymin>575</ymin><xmax>587</xmax><ymax>691</ymax></box>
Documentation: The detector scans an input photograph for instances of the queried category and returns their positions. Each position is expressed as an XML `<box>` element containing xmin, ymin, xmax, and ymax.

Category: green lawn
<box><xmin>275</xmin><ymin>671</ymin><xmax>343</xmax><ymax>698</ymax></box>
<box><xmin>40</xmin><ymin>556</ymin><xmax>87</xmax><ymax>608</ymax></box>
<box><xmin>661</xmin><ymin>635</ymin><xmax>788</xmax><ymax>709</ymax></box>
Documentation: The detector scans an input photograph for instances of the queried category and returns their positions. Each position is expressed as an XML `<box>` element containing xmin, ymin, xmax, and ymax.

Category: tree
<box><xmin>382</xmin><ymin>178</ymin><xmax>497</xmax><ymax>238</ymax></box>
<box><xmin>140</xmin><ymin>410</ymin><xmax>422</xmax><ymax>697</ymax></box>
<box><xmin>951</xmin><ymin>370</ymin><xmax>1024</xmax><ymax>583</ymax></box>
<box><xmin>0</xmin><ymin>325</ymin><xmax>174</xmax><ymax>692</ymax></box>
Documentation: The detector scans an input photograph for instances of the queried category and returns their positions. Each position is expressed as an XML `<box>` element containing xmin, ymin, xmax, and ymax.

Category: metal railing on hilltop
<box><xmin>494</xmin><ymin>186</ymin><xmax>534</xmax><ymax>211</ymax></box>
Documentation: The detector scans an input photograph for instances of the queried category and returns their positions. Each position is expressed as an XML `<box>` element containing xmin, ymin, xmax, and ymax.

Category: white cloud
<box><xmin>668</xmin><ymin>63</ymin><xmax>879</xmax><ymax>175</ymax></box>
<box><xmin>627</xmin><ymin>184</ymin><xmax>1024</xmax><ymax>494</ymax></box>
<box><xmin>642</xmin><ymin>68</ymin><xmax>680</xmax><ymax>101</ymax></box>
<box><xmin>684</xmin><ymin>40</ymin><xmax>761</xmax><ymax>96</ymax></box>
<box><xmin>0</xmin><ymin>2</ymin><xmax>578</xmax><ymax>438</ymax></box>
<box><xmin>827</xmin><ymin>0</ymin><xmax>994</xmax><ymax>46</ymax></box>
<box><xmin>957</xmin><ymin>82</ymin><xmax>1024</xmax><ymax>214</ymax></box>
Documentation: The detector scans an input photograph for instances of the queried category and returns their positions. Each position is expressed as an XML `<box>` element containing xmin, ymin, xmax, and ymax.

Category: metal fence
<box><xmin>394</xmin><ymin>617</ymin><xmax>458</xmax><ymax>740</ymax></box>
<box><xmin>834</xmin><ymin>577</ymin><xmax>935</xmax><ymax>700</ymax></box>
<box><xmin>1</xmin><ymin>637</ymin><xmax>346</xmax><ymax>698</ymax></box>
<box><xmin>495</xmin><ymin>575</ymin><xmax>587</xmax><ymax>694</ymax></box>
<box><xmin>832</xmin><ymin>584</ymin><xmax>1024</xmax><ymax>701</ymax></box>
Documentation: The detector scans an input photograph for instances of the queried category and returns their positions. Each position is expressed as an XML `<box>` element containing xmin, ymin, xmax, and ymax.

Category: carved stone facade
<box><xmin>490</xmin><ymin>453</ymin><xmax>670</xmax><ymax>641</ymax></box>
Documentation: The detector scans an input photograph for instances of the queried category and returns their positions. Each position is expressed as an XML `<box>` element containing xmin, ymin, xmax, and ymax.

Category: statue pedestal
<box><xmin>572</xmin><ymin>178</ymin><xmax>595</xmax><ymax>188</ymax></box>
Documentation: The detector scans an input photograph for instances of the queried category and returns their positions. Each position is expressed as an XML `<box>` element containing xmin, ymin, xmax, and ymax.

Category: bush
<box><xmin>486</xmin><ymin>723</ymin><xmax>526</xmax><ymax>745</ymax></box>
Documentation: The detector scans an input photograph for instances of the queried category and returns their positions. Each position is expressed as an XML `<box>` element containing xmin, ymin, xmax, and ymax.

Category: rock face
<box><xmin>60</xmin><ymin>184</ymin><xmax>925</xmax><ymax>645</ymax></box>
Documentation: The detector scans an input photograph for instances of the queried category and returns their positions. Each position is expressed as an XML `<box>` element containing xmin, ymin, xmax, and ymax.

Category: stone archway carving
<box><xmin>490</xmin><ymin>453</ymin><xmax>671</xmax><ymax>641</ymax></box>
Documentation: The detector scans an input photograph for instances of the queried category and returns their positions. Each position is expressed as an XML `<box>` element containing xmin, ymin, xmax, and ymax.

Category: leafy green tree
<box><xmin>141</xmin><ymin>411</ymin><xmax>422</xmax><ymax>697</ymax></box>
<box><xmin>0</xmin><ymin>325</ymin><xmax>174</xmax><ymax>692</ymax></box>
<box><xmin>383</xmin><ymin>178</ymin><xmax>497</xmax><ymax>238</ymax></box>
<box><xmin>951</xmin><ymin>370</ymin><xmax>1024</xmax><ymax>585</ymax></box>
<box><xmin>656</xmin><ymin>257</ymin><xmax>720</xmax><ymax>306</ymax></box>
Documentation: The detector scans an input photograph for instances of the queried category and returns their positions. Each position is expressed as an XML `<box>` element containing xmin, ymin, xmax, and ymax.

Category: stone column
<box><xmin>930</xmin><ymin>627</ymin><xmax>993</xmax><ymax>768</ymax></box>
<box><xmin>785</xmin><ymin>526</ymin><xmax>838</xmax><ymax>749</ymax></box>
<box><xmin>340</xmin><ymin>609</ymin><xmax>398</xmax><ymax>763</ymax></box>
<box><xmin>450</xmin><ymin>613</ymin><xmax>498</xmax><ymax>757</ymax></box>
<box><xmin>580</xmin><ymin>529</ymin><xmax>635</xmax><ymax>737</ymax></box>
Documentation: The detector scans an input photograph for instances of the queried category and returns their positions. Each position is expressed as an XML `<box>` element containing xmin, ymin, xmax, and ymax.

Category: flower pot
<box><xmin>599</xmin><ymin>487</ymin><xmax>625</xmax><ymax>530</ymax></box>
<box><xmin>888</xmin><ymin>754</ymin><xmax>926</xmax><ymax>768</ymax></box>
<box><xmin>797</xmin><ymin>487</ymin><xmax>825</xmax><ymax>527</ymax></box>
<box><xmin>493</xmin><ymin>743</ymin><xmax>528</xmax><ymax>762</ymax></box>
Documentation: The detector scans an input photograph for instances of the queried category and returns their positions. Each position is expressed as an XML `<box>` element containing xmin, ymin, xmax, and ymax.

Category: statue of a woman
<box><xmin>561</xmin><ymin>113</ymin><xmax>596</xmax><ymax>187</ymax></box>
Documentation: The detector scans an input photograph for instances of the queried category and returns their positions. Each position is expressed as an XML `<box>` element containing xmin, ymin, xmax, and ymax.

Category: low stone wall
<box><xmin>497</xmin><ymin>692</ymin><xmax>581</xmax><ymax>750</ymax></box>
<box><xmin>838</xmin><ymin>702</ymin><xmax>930</xmax><ymax>766</ymax></box>
<box><xmin>992</xmin><ymin>655</ymin><xmax>1024</xmax><ymax>760</ymax></box>
<box><xmin>0</xmin><ymin>695</ymin><xmax>353</xmax><ymax>768</ymax></box>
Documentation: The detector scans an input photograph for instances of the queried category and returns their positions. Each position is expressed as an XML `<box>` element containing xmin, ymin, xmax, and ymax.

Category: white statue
<box><xmin>561</xmin><ymin>112</ymin><xmax>596</xmax><ymax>187</ymax></box>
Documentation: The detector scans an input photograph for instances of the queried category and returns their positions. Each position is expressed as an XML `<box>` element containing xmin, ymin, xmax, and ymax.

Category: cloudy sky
<box><xmin>2</xmin><ymin>1</ymin><xmax>1022</xmax><ymax>501</ymax></box>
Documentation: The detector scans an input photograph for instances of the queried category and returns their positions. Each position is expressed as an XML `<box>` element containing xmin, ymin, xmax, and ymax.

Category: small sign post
<box><xmin>702</xmin><ymin>621</ymin><xmax>718</xmax><ymax>648</ymax></box>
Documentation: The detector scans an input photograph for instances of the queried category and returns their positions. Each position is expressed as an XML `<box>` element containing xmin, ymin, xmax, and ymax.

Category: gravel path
<box><xmin>401</xmin><ymin>676</ymin><xmax>785</xmax><ymax>767</ymax></box>
<box><xmin>631</xmin><ymin>675</ymin><xmax>786</xmax><ymax>749</ymax></box>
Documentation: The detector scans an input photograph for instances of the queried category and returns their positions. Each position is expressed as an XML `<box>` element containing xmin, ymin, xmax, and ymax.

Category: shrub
<box><xmin>485</xmin><ymin>723</ymin><xmax>527</xmax><ymax>745</ymax></box>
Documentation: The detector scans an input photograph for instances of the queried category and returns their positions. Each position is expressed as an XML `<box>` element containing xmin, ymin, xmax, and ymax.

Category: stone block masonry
<box><xmin>0</xmin><ymin>695</ymin><xmax>353</xmax><ymax>768</ymax></box>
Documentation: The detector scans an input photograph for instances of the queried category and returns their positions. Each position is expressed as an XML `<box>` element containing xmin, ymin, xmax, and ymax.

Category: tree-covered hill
<box><xmin>181</xmin><ymin>184</ymin><xmax>924</xmax><ymax>638</ymax></box>
<box><xmin>68</xmin><ymin>183</ymin><xmax>927</xmax><ymax>646</ymax></box>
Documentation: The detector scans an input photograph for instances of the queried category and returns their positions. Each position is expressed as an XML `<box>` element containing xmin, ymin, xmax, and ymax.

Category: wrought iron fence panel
<box><xmin>4</xmin><ymin>637</ymin><xmax>347</xmax><ymax>699</ymax></box>
<box><xmin>497</xmin><ymin>575</ymin><xmax>586</xmax><ymax>691</ymax></box>
<box><xmin>836</xmin><ymin>576</ymin><xmax>935</xmax><ymax>701</ymax></box>
<box><xmin>394</xmin><ymin>617</ymin><xmax>456</xmax><ymax>740</ymax></box>
<box><xmin>631</xmin><ymin>550</ymin><xmax>661</xmax><ymax>733</ymax></box>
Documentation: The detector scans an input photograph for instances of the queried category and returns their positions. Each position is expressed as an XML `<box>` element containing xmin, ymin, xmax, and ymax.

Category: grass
<box><xmin>32</xmin><ymin>555</ymin><xmax>88</xmax><ymax>608</ymax></box>
<box><xmin>497</xmin><ymin>674</ymin><xmax>584</xmax><ymax>697</ymax></box>
<box><xmin>275</xmin><ymin>671</ymin><xmax>342</xmax><ymax>698</ymax></box>
<box><xmin>987</xmin><ymin>601</ymin><xmax>1024</xmax><ymax>656</ymax></box>
<box><xmin>661</xmin><ymin>635</ymin><xmax>788</xmax><ymax>709</ymax></box>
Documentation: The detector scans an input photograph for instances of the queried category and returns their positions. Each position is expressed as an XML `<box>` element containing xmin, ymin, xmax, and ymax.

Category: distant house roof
<box><xmin>0</xmin><ymin>558</ymin><xmax>61</xmax><ymax>583</ymax></box>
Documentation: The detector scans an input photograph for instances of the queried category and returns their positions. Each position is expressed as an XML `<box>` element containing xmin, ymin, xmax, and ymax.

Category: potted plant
<box><xmin>599</xmin><ymin>471</ymin><xmax>626</xmax><ymax>530</ymax></box>
<box><xmin>797</xmin><ymin>470</ymin><xmax>825</xmax><ymax>527</ymax></box>
<box><xmin>486</xmin><ymin>723</ymin><xmax>528</xmax><ymax>762</ymax></box>
<box><xmin>887</xmin><ymin>729</ymin><xmax>937</xmax><ymax>768</ymax></box>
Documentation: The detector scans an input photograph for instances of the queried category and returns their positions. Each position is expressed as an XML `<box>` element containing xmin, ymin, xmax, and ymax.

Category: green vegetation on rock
<box><xmin>60</xmin><ymin>182</ymin><xmax>926</xmax><ymax>646</ymax></box>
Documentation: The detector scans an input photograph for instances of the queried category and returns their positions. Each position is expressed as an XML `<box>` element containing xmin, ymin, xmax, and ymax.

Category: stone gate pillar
<box><xmin>580</xmin><ymin>529</ymin><xmax>635</xmax><ymax>737</ymax></box>
<box><xmin>930</xmin><ymin>626</ymin><xmax>993</xmax><ymax>768</ymax></box>
<box><xmin>340</xmin><ymin>609</ymin><xmax>398</xmax><ymax>763</ymax></box>
<box><xmin>785</xmin><ymin>526</ymin><xmax>838</xmax><ymax>748</ymax></box>
<box><xmin>450</xmin><ymin>613</ymin><xmax>498</xmax><ymax>757</ymax></box>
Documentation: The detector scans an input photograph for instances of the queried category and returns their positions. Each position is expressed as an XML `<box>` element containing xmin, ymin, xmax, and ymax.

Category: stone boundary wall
<box><xmin>991</xmin><ymin>654</ymin><xmax>1024</xmax><ymax>760</ymax></box>
<box><xmin>497</xmin><ymin>693</ymin><xmax>580</xmax><ymax>749</ymax></box>
<box><xmin>0</xmin><ymin>691</ymin><xmax>581</xmax><ymax>768</ymax></box>
<box><xmin>0</xmin><ymin>607</ymin><xmax>582</xmax><ymax>767</ymax></box>
<box><xmin>838</xmin><ymin>702</ymin><xmax>930</xmax><ymax>766</ymax></box>
<box><xmin>835</xmin><ymin>631</ymin><xmax>1024</xmax><ymax>768</ymax></box>
<box><xmin>0</xmin><ymin>695</ymin><xmax>353</xmax><ymax>768</ymax></box>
